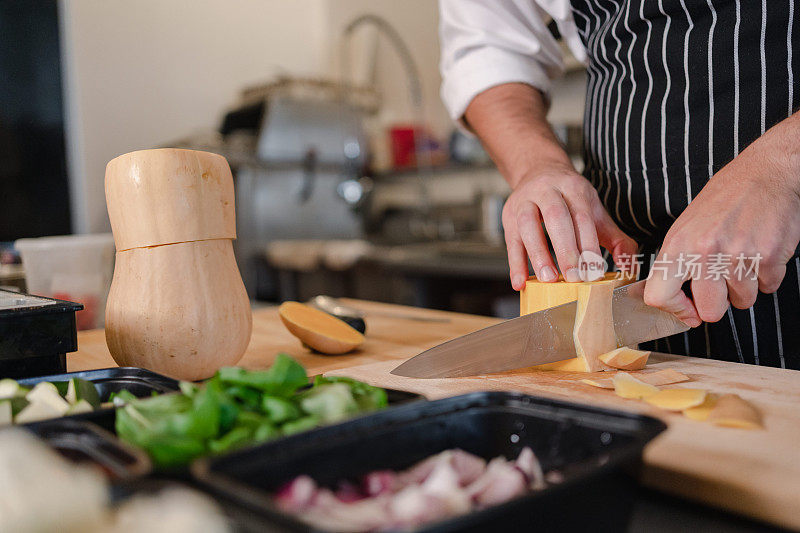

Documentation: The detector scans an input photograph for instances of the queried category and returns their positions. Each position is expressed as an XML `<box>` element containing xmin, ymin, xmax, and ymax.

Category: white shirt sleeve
<box><xmin>439</xmin><ymin>0</ymin><xmax>568</xmax><ymax>123</ymax></box>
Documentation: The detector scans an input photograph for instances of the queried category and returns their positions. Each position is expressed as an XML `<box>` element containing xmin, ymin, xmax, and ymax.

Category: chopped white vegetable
<box><xmin>25</xmin><ymin>382</ymin><xmax>70</xmax><ymax>415</ymax></box>
<box><xmin>0</xmin><ymin>379</ymin><xmax>19</xmax><ymax>399</ymax></box>
<box><xmin>0</xmin><ymin>429</ymin><xmax>108</xmax><ymax>532</ymax></box>
<box><xmin>0</xmin><ymin>401</ymin><xmax>11</xmax><ymax>425</ymax></box>
<box><xmin>14</xmin><ymin>400</ymin><xmax>64</xmax><ymax>424</ymax></box>
<box><xmin>66</xmin><ymin>399</ymin><xmax>94</xmax><ymax>415</ymax></box>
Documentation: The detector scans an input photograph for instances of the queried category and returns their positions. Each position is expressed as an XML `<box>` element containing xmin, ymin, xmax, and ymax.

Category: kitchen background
<box><xmin>1</xmin><ymin>0</ymin><xmax>586</xmax><ymax>325</ymax></box>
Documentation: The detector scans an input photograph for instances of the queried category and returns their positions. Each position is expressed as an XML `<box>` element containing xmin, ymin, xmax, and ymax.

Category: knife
<box><xmin>390</xmin><ymin>280</ymin><xmax>690</xmax><ymax>378</ymax></box>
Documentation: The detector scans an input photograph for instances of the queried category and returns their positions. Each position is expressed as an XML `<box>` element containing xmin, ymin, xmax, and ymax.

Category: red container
<box><xmin>389</xmin><ymin>125</ymin><xmax>419</xmax><ymax>168</ymax></box>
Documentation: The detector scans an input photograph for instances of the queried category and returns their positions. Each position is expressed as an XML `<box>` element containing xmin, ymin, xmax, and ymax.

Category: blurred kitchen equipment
<box><xmin>449</xmin><ymin>130</ymin><xmax>491</xmax><ymax>165</ymax></box>
<box><xmin>340</xmin><ymin>14</ymin><xmax>434</xmax><ymax>205</ymax></box>
<box><xmin>0</xmin><ymin>289</ymin><xmax>82</xmax><ymax>378</ymax></box>
<box><xmin>14</xmin><ymin>234</ymin><xmax>115</xmax><ymax>330</ymax></box>
<box><xmin>235</xmin><ymin>93</ymin><xmax>368</xmax><ymax>294</ymax></box>
<box><xmin>308</xmin><ymin>295</ymin><xmax>366</xmax><ymax>334</ymax></box>
<box><xmin>310</xmin><ymin>295</ymin><xmax>450</xmax><ymax>323</ymax></box>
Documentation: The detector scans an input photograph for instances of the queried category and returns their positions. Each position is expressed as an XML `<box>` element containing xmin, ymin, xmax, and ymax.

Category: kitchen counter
<box><xmin>70</xmin><ymin>300</ymin><xmax>799</xmax><ymax>531</ymax></box>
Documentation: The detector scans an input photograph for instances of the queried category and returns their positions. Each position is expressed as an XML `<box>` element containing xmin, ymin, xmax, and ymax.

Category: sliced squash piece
<box><xmin>644</xmin><ymin>388</ymin><xmax>707</xmax><ymax>411</ymax></box>
<box><xmin>613</xmin><ymin>376</ymin><xmax>657</xmax><ymax>399</ymax></box>
<box><xmin>536</xmin><ymin>358</ymin><xmax>592</xmax><ymax>372</ymax></box>
<box><xmin>579</xmin><ymin>378</ymin><xmax>614</xmax><ymax>389</ymax></box>
<box><xmin>279</xmin><ymin>301</ymin><xmax>364</xmax><ymax>355</ymax></box>
<box><xmin>683</xmin><ymin>393</ymin><xmax>719</xmax><ymax>421</ymax></box>
<box><xmin>613</xmin><ymin>372</ymin><xmax>660</xmax><ymax>399</ymax></box>
<box><xmin>521</xmin><ymin>273</ymin><xmax>633</xmax><ymax>372</ymax></box>
<box><xmin>639</xmin><ymin>368</ymin><xmax>691</xmax><ymax>386</ymax></box>
<box><xmin>573</xmin><ymin>281</ymin><xmax>617</xmax><ymax>372</ymax></box>
<box><xmin>599</xmin><ymin>347</ymin><xmax>650</xmax><ymax>370</ymax></box>
<box><xmin>708</xmin><ymin>394</ymin><xmax>763</xmax><ymax>429</ymax></box>
<box><xmin>580</xmin><ymin>368</ymin><xmax>691</xmax><ymax>390</ymax></box>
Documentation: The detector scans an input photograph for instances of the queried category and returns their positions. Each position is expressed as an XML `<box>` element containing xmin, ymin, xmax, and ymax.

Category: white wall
<box><xmin>323</xmin><ymin>0</ymin><xmax>451</xmax><ymax>137</ymax></box>
<box><xmin>60</xmin><ymin>0</ymin><xmax>326</xmax><ymax>233</ymax></box>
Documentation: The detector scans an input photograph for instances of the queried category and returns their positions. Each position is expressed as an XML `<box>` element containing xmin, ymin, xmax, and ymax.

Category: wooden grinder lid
<box><xmin>105</xmin><ymin>148</ymin><xmax>236</xmax><ymax>250</ymax></box>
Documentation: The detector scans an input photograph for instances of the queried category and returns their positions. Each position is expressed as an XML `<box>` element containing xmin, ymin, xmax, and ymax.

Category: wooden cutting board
<box><xmin>326</xmin><ymin>352</ymin><xmax>800</xmax><ymax>530</ymax></box>
<box><xmin>69</xmin><ymin>299</ymin><xmax>800</xmax><ymax>529</ymax></box>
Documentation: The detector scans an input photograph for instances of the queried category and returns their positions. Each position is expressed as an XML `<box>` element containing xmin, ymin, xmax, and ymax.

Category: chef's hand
<box><xmin>644</xmin><ymin>112</ymin><xmax>800</xmax><ymax>326</ymax></box>
<box><xmin>463</xmin><ymin>83</ymin><xmax>638</xmax><ymax>290</ymax></box>
<box><xmin>501</xmin><ymin>167</ymin><xmax>638</xmax><ymax>289</ymax></box>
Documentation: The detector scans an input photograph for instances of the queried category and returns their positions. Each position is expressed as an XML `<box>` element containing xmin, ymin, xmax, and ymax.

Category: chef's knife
<box><xmin>390</xmin><ymin>280</ymin><xmax>689</xmax><ymax>378</ymax></box>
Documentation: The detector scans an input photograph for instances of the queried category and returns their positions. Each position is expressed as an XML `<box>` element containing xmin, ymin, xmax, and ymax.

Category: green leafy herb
<box><xmin>114</xmin><ymin>354</ymin><xmax>390</xmax><ymax>468</ymax></box>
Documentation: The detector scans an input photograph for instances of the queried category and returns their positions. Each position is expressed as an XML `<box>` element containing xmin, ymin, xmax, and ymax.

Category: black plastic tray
<box><xmin>17</xmin><ymin>366</ymin><xmax>180</xmax><ymax>399</ymax></box>
<box><xmin>193</xmin><ymin>391</ymin><xmax>666</xmax><ymax>533</ymax></box>
<box><xmin>17</xmin><ymin>367</ymin><xmax>180</xmax><ymax>431</ymax></box>
<box><xmin>25</xmin><ymin>418</ymin><xmax>151</xmax><ymax>479</ymax></box>
<box><xmin>0</xmin><ymin>290</ymin><xmax>83</xmax><ymax>378</ymax></box>
<box><xmin>18</xmin><ymin>368</ymin><xmax>424</xmax><ymax>467</ymax></box>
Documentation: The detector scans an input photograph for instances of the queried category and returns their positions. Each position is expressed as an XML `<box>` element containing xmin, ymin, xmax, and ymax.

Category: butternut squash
<box><xmin>279</xmin><ymin>302</ymin><xmax>364</xmax><ymax>354</ymax></box>
<box><xmin>599</xmin><ymin>347</ymin><xmax>651</xmax><ymax>370</ymax></box>
<box><xmin>644</xmin><ymin>388</ymin><xmax>707</xmax><ymax>411</ymax></box>
<box><xmin>104</xmin><ymin>149</ymin><xmax>251</xmax><ymax>380</ymax></box>
<box><xmin>708</xmin><ymin>394</ymin><xmax>763</xmax><ymax>430</ymax></box>
<box><xmin>572</xmin><ymin>280</ymin><xmax>618</xmax><ymax>372</ymax></box>
<box><xmin>520</xmin><ymin>272</ymin><xmax>633</xmax><ymax>372</ymax></box>
<box><xmin>683</xmin><ymin>393</ymin><xmax>719</xmax><ymax>421</ymax></box>
<box><xmin>612</xmin><ymin>372</ymin><xmax>660</xmax><ymax>399</ymax></box>
<box><xmin>105</xmin><ymin>148</ymin><xmax>236</xmax><ymax>251</ymax></box>
<box><xmin>639</xmin><ymin>368</ymin><xmax>691</xmax><ymax>386</ymax></box>
<box><xmin>579</xmin><ymin>368</ymin><xmax>691</xmax><ymax>390</ymax></box>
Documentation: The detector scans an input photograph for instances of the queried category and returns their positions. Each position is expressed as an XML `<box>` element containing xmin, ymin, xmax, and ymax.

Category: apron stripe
<box><xmin>637</xmin><ymin>0</ymin><xmax>657</xmax><ymax>229</ymax></box>
<box><xmin>789</xmin><ymin>0</ymin><xmax>795</xmax><ymax>115</ymax></box>
<box><xmin>728</xmin><ymin>308</ymin><xmax>745</xmax><ymax>364</ymax></box>
<box><xmin>598</xmin><ymin>0</ymin><xmax>618</xmax><ymax>208</ymax></box>
<box><xmin>657</xmin><ymin>0</ymin><xmax>675</xmax><ymax>220</ymax></box>
<box><xmin>733</xmin><ymin>0</ymin><xmax>741</xmax><ymax>156</ymax></box>
<box><xmin>748</xmin><ymin>308</ymin><xmax>759</xmax><ymax>365</ymax></box>
<box><xmin>679</xmin><ymin>0</ymin><xmax>694</xmax><ymax>204</ymax></box>
<box><xmin>760</xmin><ymin>0</ymin><xmax>768</xmax><ymax>134</ymax></box>
<box><xmin>621</xmin><ymin>0</ymin><xmax>651</xmax><ymax>235</ymax></box>
<box><xmin>610</xmin><ymin>1</ymin><xmax>627</xmax><ymax>227</ymax></box>
<box><xmin>772</xmin><ymin>294</ymin><xmax>785</xmax><ymax>369</ymax></box>
<box><xmin>706</xmin><ymin>0</ymin><xmax>717</xmax><ymax>178</ymax></box>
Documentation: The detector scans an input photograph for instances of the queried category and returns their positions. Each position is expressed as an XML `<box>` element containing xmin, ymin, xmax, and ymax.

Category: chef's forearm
<box><xmin>750</xmin><ymin>110</ymin><xmax>800</xmax><ymax>193</ymax></box>
<box><xmin>464</xmin><ymin>83</ymin><xmax>575</xmax><ymax>189</ymax></box>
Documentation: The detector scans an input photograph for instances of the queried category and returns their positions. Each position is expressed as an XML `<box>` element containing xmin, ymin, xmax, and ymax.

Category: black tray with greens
<box><xmin>112</xmin><ymin>354</ymin><xmax>419</xmax><ymax>469</ymax></box>
<box><xmin>0</xmin><ymin>367</ymin><xmax>179</xmax><ymax>427</ymax></box>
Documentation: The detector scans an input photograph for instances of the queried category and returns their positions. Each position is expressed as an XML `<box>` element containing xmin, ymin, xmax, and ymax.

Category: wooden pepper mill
<box><xmin>104</xmin><ymin>148</ymin><xmax>252</xmax><ymax>380</ymax></box>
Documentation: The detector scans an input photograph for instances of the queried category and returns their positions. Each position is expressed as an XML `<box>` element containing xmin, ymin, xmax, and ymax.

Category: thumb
<box><xmin>644</xmin><ymin>274</ymin><xmax>703</xmax><ymax>328</ymax></box>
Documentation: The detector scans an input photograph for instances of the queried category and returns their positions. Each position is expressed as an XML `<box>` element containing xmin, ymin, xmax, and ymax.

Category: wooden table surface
<box><xmin>71</xmin><ymin>300</ymin><xmax>800</xmax><ymax>530</ymax></box>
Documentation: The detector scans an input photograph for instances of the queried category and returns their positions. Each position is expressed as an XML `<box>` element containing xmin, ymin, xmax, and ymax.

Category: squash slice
<box><xmin>280</xmin><ymin>302</ymin><xmax>364</xmax><ymax>355</ymax></box>
<box><xmin>599</xmin><ymin>347</ymin><xmax>650</xmax><ymax>370</ymax></box>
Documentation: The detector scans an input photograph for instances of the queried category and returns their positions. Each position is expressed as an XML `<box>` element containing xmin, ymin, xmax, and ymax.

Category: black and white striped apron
<box><xmin>569</xmin><ymin>0</ymin><xmax>799</xmax><ymax>369</ymax></box>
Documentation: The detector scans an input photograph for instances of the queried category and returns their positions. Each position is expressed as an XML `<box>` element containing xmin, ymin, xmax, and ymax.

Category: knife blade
<box><xmin>390</xmin><ymin>280</ymin><xmax>689</xmax><ymax>378</ymax></box>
